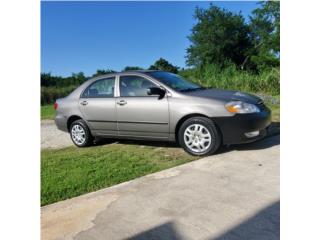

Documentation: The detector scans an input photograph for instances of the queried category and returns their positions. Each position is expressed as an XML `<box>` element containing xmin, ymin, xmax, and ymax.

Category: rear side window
<box><xmin>82</xmin><ymin>77</ymin><xmax>115</xmax><ymax>98</ymax></box>
<box><xmin>120</xmin><ymin>75</ymin><xmax>156</xmax><ymax>97</ymax></box>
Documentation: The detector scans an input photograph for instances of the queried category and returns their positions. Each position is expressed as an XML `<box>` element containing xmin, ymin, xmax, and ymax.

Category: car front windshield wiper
<box><xmin>179</xmin><ymin>87</ymin><xmax>206</xmax><ymax>92</ymax></box>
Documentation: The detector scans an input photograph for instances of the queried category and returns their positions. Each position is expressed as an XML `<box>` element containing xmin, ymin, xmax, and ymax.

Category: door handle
<box><xmin>80</xmin><ymin>101</ymin><xmax>88</xmax><ymax>106</ymax></box>
<box><xmin>117</xmin><ymin>100</ymin><xmax>127</xmax><ymax>106</ymax></box>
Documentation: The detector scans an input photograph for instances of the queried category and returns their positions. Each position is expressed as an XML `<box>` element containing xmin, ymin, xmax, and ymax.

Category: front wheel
<box><xmin>178</xmin><ymin>117</ymin><xmax>221</xmax><ymax>156</ymax></box>
<box><xmin>69</xmin><ymin>119</ymin><xmax>93</xmax><ymax>147</ymax></box>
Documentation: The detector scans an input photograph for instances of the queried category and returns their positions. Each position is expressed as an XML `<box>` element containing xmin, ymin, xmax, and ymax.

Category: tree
<box><xmin>41</xmin><ymin>72</ymin><xmax>53</xmax><ymax>87</ymax></box>
<box><xmin>148</xmin><ymin>58</ymin><xmax>179</xmax><ymax>73</ymax></box>
<box><xmin>248</xmin><ymin>1</ymin><xmax>280</xmax><ymax>70</ymax></box>
<box><xmin>92</xmin><ymin>69</ymin><xmax>116</xmax><ymax>77</ymax></box>
<box><xmin>122</xmin><ymin>66</ymin><xmax>144</xmax><ymax>71</ymax></box>
<box><xmin>41</xmin><ymin>72</ymin><xmax>65</xmax><ymax>87</ymax></box>
<box><xmin>70</xmin><ymin>72</ymin><xmax>86</xmax><ymax>85</ymax></box>
<box><xmin>186</xmin><ymin>5</ymin><xmax>253</xmax><ymax>69</ymax></box>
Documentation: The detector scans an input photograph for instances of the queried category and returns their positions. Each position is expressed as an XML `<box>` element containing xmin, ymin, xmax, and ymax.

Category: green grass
<box><xmin>41</xmin><ymin>104</ymin><xmax>55</xmax><ymax>120</ymax></box>
<box><xmin>41</xmin><ymin>143</ymin><xmax>198</xmax><ymax>206</ymax></box>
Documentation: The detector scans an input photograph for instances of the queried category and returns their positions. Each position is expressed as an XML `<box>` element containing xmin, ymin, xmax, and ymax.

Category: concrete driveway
<box><xmin>41</xmin><ymin>120</ymin><xmax>72</xmax><ymax>149</ymax></box>
<box><xmin>41</xmin><ymin>133</ymin><xmax>279</xmax><ymax>240</ymax></box>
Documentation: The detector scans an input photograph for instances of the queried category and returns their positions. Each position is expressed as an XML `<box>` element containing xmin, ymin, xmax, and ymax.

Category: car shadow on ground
<box><xmin>93</xmin><ymin>122</ymin><xmax>280</xmax><ymax>154</ymax></box>
<box><xmin>126</xmin><ymin>201</ymin><xmax>280</xmax><ymax>240</ymax></box>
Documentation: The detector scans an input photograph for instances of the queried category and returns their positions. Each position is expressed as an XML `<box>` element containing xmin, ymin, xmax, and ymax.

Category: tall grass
<box><xmin>180</xmin><ymin>65</ymin><xmax>280</xmax><ymax>96</ymax></box>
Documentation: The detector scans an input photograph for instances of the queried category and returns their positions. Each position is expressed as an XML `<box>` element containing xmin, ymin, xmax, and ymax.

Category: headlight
<box><xmin>225</xmin><ymin>101</ymin><xmax>260</xmax><ymax>114</ymax></box>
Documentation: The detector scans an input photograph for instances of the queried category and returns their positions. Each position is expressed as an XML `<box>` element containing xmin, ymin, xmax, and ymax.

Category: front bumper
<box><xmin>212</xmin><ymin>107</ymin><xmax>271</xmax><ymax>145</ymax></box>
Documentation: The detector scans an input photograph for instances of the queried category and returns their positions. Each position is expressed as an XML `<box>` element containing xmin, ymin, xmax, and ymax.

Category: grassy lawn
<box><xmin>41</xmin><ymin>104</ymin><xmax>55</xmax><ymax>120</ymax></box>
<box><xmin>41</xmin><ymin>143</ymin><xmax>197</xmax><ymax>206</ymax></box>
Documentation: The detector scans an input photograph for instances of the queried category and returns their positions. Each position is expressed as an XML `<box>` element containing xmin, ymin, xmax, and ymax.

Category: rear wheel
<box><xmin>69</xmin><ymin>119</ymin><xmax>93</xmax><ymax>147</ymax></box>
<box><xmin>178</xmin><ymin>117</ymin><xmax>221</xmax><ymax>156</ymax></box>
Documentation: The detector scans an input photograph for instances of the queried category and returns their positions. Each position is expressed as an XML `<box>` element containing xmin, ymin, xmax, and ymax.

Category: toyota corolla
<box><xmin>54</xmin><ymin>71</ymin><xmax>271</xmax><ymax>156</ymax></box>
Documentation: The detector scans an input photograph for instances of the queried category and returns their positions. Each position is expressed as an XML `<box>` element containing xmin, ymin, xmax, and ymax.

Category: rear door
<box><xmin>116</xmin><ymin>75</ymin><xmax>170</xmax><ymax>139</ymax></box>
<box><xmin>79</xmin><ymin>76</ymin><xmax>117</xmax><ymax>136</ymax></box>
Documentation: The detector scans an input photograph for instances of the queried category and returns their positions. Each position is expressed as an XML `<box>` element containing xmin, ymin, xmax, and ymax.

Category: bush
<box><xmin>179</xmin><ymin>64</ymin><xmax>279</xmax><ymax>95</ymax></box>
<box><xmin>41</xmin><ymin>86</ymin><xmax>77</xmax><ymax>105</ymax></box>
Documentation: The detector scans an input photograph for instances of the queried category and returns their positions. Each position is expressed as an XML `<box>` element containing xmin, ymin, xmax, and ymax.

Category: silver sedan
<box><xmin>55</xmin><ymin>71</ymin><xmax>271</xmax><ymax>156</ymax></box>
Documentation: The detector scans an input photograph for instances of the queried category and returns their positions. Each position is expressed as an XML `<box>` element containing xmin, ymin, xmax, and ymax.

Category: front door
<box><xmin>79</xmin><ymin>76</ymin><xmax>117</xmax><ymax>136</ymax></box>
<box><xmin>116</xmin><ymin>75</ymin><xmax>169</xmax><ymax>139</ymax></box>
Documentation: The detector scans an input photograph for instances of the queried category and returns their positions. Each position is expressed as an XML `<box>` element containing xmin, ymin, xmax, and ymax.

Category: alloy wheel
<box><xmin>71</xmin><ymin>124</ymin><xmax>86</xmax><ymax>145</ymax></box>
<box><xmin>183</xmin><ymin>124</ymin><xmax>212</xmax><ymax>153</ymax></box>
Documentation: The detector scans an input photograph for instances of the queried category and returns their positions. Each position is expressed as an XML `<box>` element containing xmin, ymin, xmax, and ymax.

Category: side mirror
<box><xmin>147</xmin><ymin>87</ymin><xmax>166</xmax><ymax>98</ymax></box>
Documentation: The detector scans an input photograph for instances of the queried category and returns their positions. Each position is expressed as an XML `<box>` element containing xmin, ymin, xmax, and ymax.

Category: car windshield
<box><xmin>147</xmin><ymin>71</ymin><xmax>204</xmax><ymax>92</ymax></box>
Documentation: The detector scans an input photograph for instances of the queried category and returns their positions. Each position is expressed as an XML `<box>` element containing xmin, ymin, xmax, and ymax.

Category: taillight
<box><xmin>54</xmin><ymin>102</ymin><xmax>58</xmax><ymax>110</ymax></box>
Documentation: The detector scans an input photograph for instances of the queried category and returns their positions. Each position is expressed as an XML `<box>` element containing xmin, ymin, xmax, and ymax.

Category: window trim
<box><xmin>118</xmin><ymin>74</ymin><xmax>165</xmax><ymax>98</ymax></box>
<box><xmin>80</xmin><ymin>77</ymin><xmax>116</xmax><ymax>99</ymax></box>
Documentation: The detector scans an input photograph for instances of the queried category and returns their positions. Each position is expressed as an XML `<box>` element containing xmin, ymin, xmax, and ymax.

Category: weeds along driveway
<box><xmin>41</xmin><ymin>134</ymin><xmax>280</xmax><ymax>240</ymax></box>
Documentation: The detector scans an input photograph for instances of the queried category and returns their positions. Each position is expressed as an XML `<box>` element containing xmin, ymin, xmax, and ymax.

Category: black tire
<box><xmin>69</xmin><ymin>119</ymin><xmax>93</xmax><ymax>147</ymax></box>
<box><xmin>178</xmin><ymin>117</ymin><xmax>221</xmax><ymax>156</ymax></box>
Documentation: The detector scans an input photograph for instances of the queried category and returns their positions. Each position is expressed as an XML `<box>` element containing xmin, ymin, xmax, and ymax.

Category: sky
<box><xmin>41</xmin><ymin>1</ymin><xmax>259</xmax><ymax>77</ymax></box>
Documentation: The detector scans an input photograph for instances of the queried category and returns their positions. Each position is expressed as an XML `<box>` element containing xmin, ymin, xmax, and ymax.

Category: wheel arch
<box><xmin>175</xmin><ymin>114</ymin><xmax>223</xmax><ymax>143</ymax></box>
<box><xmin>67</xmin><ymin>115</ymin><xmax>83</xmax><ymax>132</ymax></box>
<box><xmin>175</xmin><ymin>113</ymin><xmax>222</xmax><ymax>142</ymax></box>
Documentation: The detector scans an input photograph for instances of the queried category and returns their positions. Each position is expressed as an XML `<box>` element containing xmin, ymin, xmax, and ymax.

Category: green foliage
<box><xmin>249</xmin><ymin>1</ymin><xmax>280</xmax><ymax>71</ymax></box>
<box><xmin>179</xmin><ymin>64</ymin><xmax>279</xmax><ymax>95</ymax></box>
<box><xmin>186</xmin><ymin>2</ymin><xmax>280</xmax><ymax>71</ymax></box>
<box><xmin>41</xmin><ymin>86</ymin><xmax>77</xmax><ymax>105</ymax></box>
<box><xmin>122</xmin><ymin>66</ymin><xmax>144</xmax><ymax>71</ymax></box>
<box><xmin>149</xmin><ymin>58</ymin><xmax>179</xmax><ymax>73</ymax></box>
<box><xmin>41</xmin><ymin>72</ymin><xmax>87</xmax><ymax>87</ymax></box>
<box><xmin>186</xmin><ymin>4</ymin><xmax>253</xmax><ymax>69</ymax></box>
<box><xmin>41</xmin><ymin>144</ymin><xmax>197</xmax><ymax>205</ymax></box>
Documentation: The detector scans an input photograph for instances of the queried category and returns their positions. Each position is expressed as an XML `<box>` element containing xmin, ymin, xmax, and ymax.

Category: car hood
<box><xmin>182</xmin><ymin>88</ymin><xmax>262</xmax><ymax>104</ymax></box>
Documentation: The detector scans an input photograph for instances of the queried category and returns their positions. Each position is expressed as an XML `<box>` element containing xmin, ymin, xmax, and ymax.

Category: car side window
<box><xmin>82</xmin><ymin>77</ymin><xmax>115</xmax><ymax>98</ymax></box>
<box><xmin>120</xmin><ymin>76</ymin><xmax>157</xmax><ymax>97</ymax></box>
